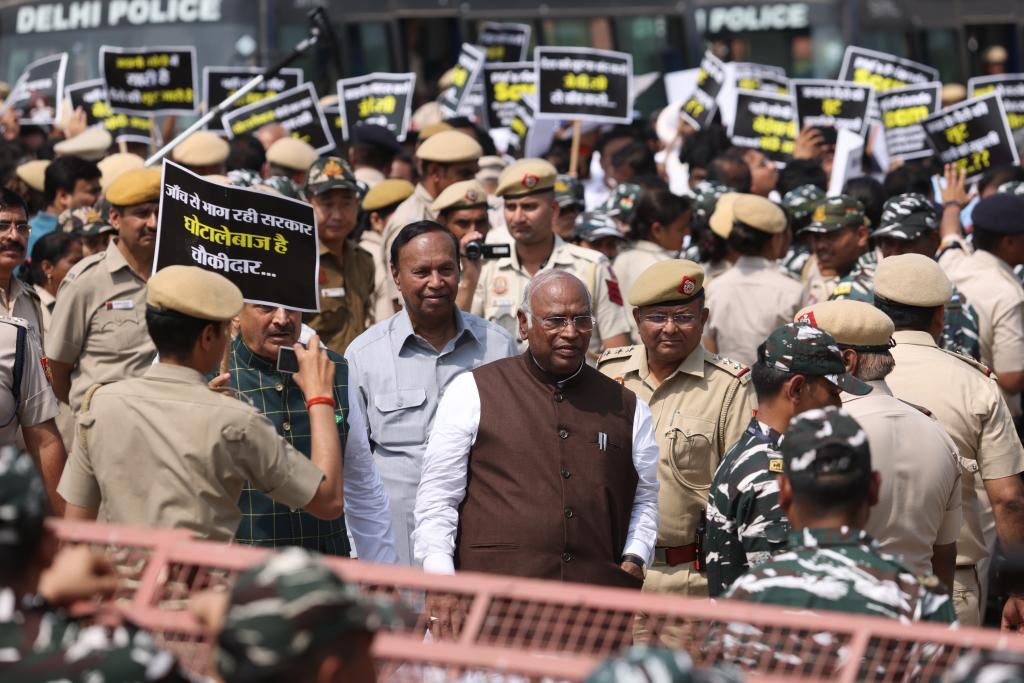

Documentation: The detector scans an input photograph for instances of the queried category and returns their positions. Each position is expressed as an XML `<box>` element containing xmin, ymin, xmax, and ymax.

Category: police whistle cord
<box><xmin>145</xmin><ymin>7</ymin><xmax>334</xmax><ymax>166</ymax></box>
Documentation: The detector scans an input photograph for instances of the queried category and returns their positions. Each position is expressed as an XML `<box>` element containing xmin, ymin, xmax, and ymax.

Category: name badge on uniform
<box><xmin>105</xmin><ymin>300</ymin><xmax>134</xmax><ymax>310</ymax></box>
<box><xmin>321</xmin><ymin>287</ymin><xmax>346</xmax><ymax>298</ymax></box>
<box><xmin>598</xmin><ymin>432</ymin><xmax>608</xmax><ymax>451</ymax></box>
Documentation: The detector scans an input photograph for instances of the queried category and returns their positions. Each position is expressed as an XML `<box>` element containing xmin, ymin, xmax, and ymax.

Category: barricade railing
<box><xmin>49</xmin><ymin>519</ymin><xmax>1024</xmax><ymax>681</ymax></box>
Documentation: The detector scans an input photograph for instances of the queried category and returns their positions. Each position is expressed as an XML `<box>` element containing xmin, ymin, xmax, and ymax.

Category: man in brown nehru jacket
<box><xmin>413</xmin><ymin>270</ymin><xmax>659</xmax><ymax>587</ymax></box>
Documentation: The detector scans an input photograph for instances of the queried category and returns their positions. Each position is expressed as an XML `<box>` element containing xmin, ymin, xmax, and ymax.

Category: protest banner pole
<box><xmin>145</xmin><ymin>8</ymin><xmax>333</xmax><ymax>166</ymax></box>
<box><xmin>568</xmin><ymin>119</ymin><xmax>582</xmax><ymax>178</ymax></box>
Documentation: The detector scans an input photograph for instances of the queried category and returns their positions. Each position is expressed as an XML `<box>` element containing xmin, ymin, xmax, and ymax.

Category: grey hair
<box><xmin>521</xmin><ymin>270</ymin><xmax>592</xmax><ymax>326</ymax></box>
<box><xmin>853</xmin><ymin>351</ymin><xmax>895</xmax><ymax>382</ymax></box>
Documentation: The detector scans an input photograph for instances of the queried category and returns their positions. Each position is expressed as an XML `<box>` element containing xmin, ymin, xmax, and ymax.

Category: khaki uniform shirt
<box><xmin>57</xmin><ymin>363</ymin><xmax>324</xmax><ymax>541</ymax></box>
<box><xmin>800</xmin><ymin>256</ymin><xmax>838</xmax><ymax>308</ymax></box>
<box><xmin>33</xmin><ymin>284</ymin><xmax>55</xmax><ymax>338</ymax></box>
<box><xmin>886</xmin><ymin>329</ymin><xmax>1024</xmax><ymax>567</ymax></box>
<box><xmin>701</xmin><ymin>259</ymin><xmax>733</xmax><ymax>288</ymax></box>
<box><xmin>843</xmin><ymin>379</ymin><xmax>962</xmax><ymax>577</ymax></box>
<box><xmin>1</xmin><ymin>277</ymin><xmax>44</xmax><ymax>345</ymax></box>
<box><xmin>358</xmin><ymin>230</ymin><xmax>395</xmax><ymax>324</ymax></box>
<box><xmin>354</xmin><ymin>166</ymin><xmax>385</xmax><ymax>189</ymax></box>
<box><xmin>45</xmin><ymin>241</ymin><xmax>155</xmax><ymax>414</ymax></box>
<box><xmin>705</xmin><ymin>256</ymin><xmax>804</xmax><ymax>368</ymax></box>
<box><xmin>940</xmin><ymin>245</ymin><xmax>1024</xmax><ymax>416</ymax></box>
<box><xmin>381</xmin><ymin>183</ymin><xmax>436</xmax><ymax>308</ymax></box>
<box><xmin>598</xmin><ymin>343</ymin><xmax>756</xmax><ymax>547</ymax></box>
<box><xmin>471</xmin><ymin>235</ymin><xmax>631</xmax><ymax>359</ymax></box>
<box><xmin>304</xmin><ymin>241</ymin><xmax>376</xmax><ymax>356</ymax></box>
<box><xmin>0</xmin><ymin>317</ymin><xmax>58</xmax><ymax>446</ymax></box>
<box><xmin>613</xmin><ymin>240</ymin><xmax>677</xmax><ymax>343</ymax></box>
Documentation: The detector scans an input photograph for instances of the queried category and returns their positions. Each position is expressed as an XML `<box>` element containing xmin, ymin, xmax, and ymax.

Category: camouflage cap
<box><xmin>691</xmin><ymin>180</ymin><xmax>730</xmax><ymax>224</ymax></box>
<box><xmin>998</xmin><ymin>180</ymin><xmax>1024</xmax><ymax>197</ymax></box>
<box><xmin>260</xmin><ymin>175</ymin><xmax>302</xmax><ymax>200</ymax></box>
<box><xmin>58</xmin><ymin>206</ymin><xmax>114</xmax><ymax>237</ymax></box>
<box><xmin>572</xmin><ymin>211</ymin><xmax>625</xmax><ymax>243</ymax></box>
<box><xmin>585</xmin><ymin>647</ymin><xmax>744</xmax><ymax>683</ymax></box>
<box><xmin>802</xmin><ymin>195</ymin><xmax>867</xmax><ymax>234</ymax></box>
<box><xmin>872</xmin><ymin>193</ymin><xmax>938</xmax><ymax>241</ymax></box>
<box><xmin>554</xmin><ymin>174</ymin><xmax>585</xmax><ymax>210</ymax></box>
<box><xmin>760</xmin><ymin>324</ymin><xmax>872</xmax><ymax>396</ymax></box>
<box><xmin>782</xmin><ymin>184</ymin><xmax>826</xmax><ymax>222</ymax></box>
<box><xmin>217</xmin><ymin>548</ymin><xmax>411</xmax><ymax>683</ymax></box>
<box><xmin>782</xmin><ymin>406</ymin><xmax>871</xmax><ymax>484</ymax></box>
<box><xmin>304</xmin><ymin>157</ymin><xmax>360</xmax><ymax>197</ymax></box>
<box><xmin>227</xmin><ymin>168</ymin><xmax>263</xmax><ymax>188</ymax></box>
<box><xmin>601</xmin><ymin>183</ymin><xmax>641</xmax><ymax>223</ymax></box>
<box><xmin>0</xmin><ymin>447</ymin><xmax>48</xmax><ymax>549</ymax></box>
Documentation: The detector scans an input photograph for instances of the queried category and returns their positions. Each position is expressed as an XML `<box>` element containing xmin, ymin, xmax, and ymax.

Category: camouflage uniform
<box><xmin>555</xmin><ymin>174</ymin><xmax>585</xmax><ymax>213</ymax></box>
<box><xmin>0</xmin><ymin>447</ymin><xmax>192</xmax><ymax>682</ymax></box>
<box><xmin>227</xmin><ymin>168</ymin><xmax>262</xmax><ymax>187</ymax></box>
<box><xmin>779</xmin><ymin>184</ymin><xmax>825</xmax><ymax>280</ymax></box>
<box><xmin>600</xmin><ymin>182</ymin><xmax>641</xmax><ymax>225</ymax></box>
<box><xmin>705</xmin><ymin>325</ymin><xmax>872</xmax><ymax>597</ymax></box>
<box><xmin>259</xmin><ymin>175</ymin><xmax>302</xmax><ymax>199</ymax></box>
<box><xmin>585</xmin><ymin>646</ymin><xmax>744</xmax><ymax>683</ymax></box>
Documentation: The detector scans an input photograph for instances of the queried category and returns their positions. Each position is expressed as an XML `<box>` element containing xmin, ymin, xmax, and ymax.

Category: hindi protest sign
<box><xmin>839</xmin><ymin>46</ymin><xmax>938</xmax><ymax>92</ymax></box>
<box><xmin>968</xmin><ymin>74</ymin><xmax>1024</xmax><ymax>131</ymax></box>
<box><xmin>507</xmin><ymin>95</ymin><xmax>558</xmax><ymax>158</ymax></box>
<box><xmin>922</xmin><ymin>92</ymin><xmax>1019</xmax><ymax>182</ymax></box>
<box><xmin>729</xmin><ymin>90</ymin><xmax>796</xmax><ymax>164</ymax></box>
<box><xmin>66</xmin><ymin>79</ymin><xmax>111</xmax><ymax>127</ymax></box>
<box><xmin>156</xmin><ymin>161</ymin><xmax>319</xmax><ymax>311</ymax></box>
<box><xmin>65</xmin><ymin>78</ymin><xmax>158</xmax><ymax>146</ymax></box>
<box><xmin>222</xmin><ymin>82</ymin><xmax>335</xmax><ymax>155</ymax></box>
<box><xmin>100</xmin><ymin>46</ymin><xmax>197</xmax><ymax>115</ymax></box>
<box><xmin>678</xmin><ymin>51</ymin><xmax>726</xmax><ymax>129</ymax></box>
<box><xmin>104</xmin><ymin>112</ymin><xmax>160</xmax><ymax>146</ymax></box>
<box><xmin>791</xmin><ymin>79</ymin><xmax>874</xmax><ymax>137</ymax></box>
<box><xmin>202</xmin><ymin>66</ymin><xmax>303</xmax><ymax>133</ymax></box>
<box><xmin>876</xmin><ymin>82</ymin><xmax>941</xmax><ymax>161</ymax></box>
<box><xmin>438</xmin><ymin>44</ymin><xmax>486</xmax><ymax>118</ymax></box>
<box><xmin>482</xmin><ymin>62</ymin><xmax>536</xmax><ymax>129</ymax></box>
<box><xmin>479</xmin><ymin>22</ymin><xmax>531</xmax><ymax>63</ymax></box>
<box><xmin>828</xmin><ymin>128</ymin><xmax>865</xmax><ymax>197</ymax></box>
<box><xmin>337</xmin><ymin>72</ymin><xmax>415</xmax><ymax>141</ymax></box>
<box><xmin>534</xmin><ymin>47</ymin><xmax>633</xmax><ymax>124</ymax></box>
<box><xmin>322</xmin><ymin>104</ymin><xmax>344</xmax><ymax>148</ymax></box>
<box><xmin>3</xmin><ymin>53</ymin><xmax>67</xmax><ymax>124</ymax></box>
<box><xmin>733</xmin><ymin>63</ymin><xmax>788</xmax><ymax>94</ymax></box>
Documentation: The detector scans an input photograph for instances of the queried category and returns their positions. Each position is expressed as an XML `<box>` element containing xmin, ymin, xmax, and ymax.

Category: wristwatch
<box><xmin>621</xmin><ymin>553</ymin><xmax>646</xmax><ymax>570</ymax></box>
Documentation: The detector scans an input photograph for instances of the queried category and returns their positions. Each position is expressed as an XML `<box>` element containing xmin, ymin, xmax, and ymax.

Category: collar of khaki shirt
<box><xmin>390</xmin><ymin>306</ymin><xmax>480</xmax><ymax>355</ymax></box>
<box><xmin>892</xmin><ymin>329</ymin><xmax>938</xmax><ymax>349</ymax></box>
<box><xmin>842</xmin><ymin>378</ymin><xmax>891</xmax><ymax>403</ymax></box>
<box><xmin>625</xmin><ymin>341</ymin><xmax>706</xmax><ymax>385</ymax></box>
<box><xmin>734</xmin><ymin>255</ymin><xmax>775</xmax><ymax>271</ymax></box>
<box><xmin>105</xmin><ymin>238</ymin><xmax>145</xmax><ymax>279</ymax></box>
<box><xmin>971</xmin><ymin>247</ymin><xmax>1020</xmax><ymax>286</ymax></box>
<box><xmin>0</xmin><ymin>274</ymin><xmax>28</xmax><ymax>313</ymax></box>
<box><xmin>143</xmin><ymin>362</ymin><xmax>208</xmax><ymax>385</ymax></box>
<box><xmin>498</xmin><ymin>234</ymin><xmax>575</xmax><ymax>273</ymax></box>
<box><xmin>632</xmin><ymin>239</ymin><xmax>677</xmax><ymax>258</ymax></box>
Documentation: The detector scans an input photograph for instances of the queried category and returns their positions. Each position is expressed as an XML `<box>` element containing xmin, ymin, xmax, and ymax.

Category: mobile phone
<box><xmin>814</xmin><ymin>125</ymin><xmax>838</xmax><ymax>146</ymax></box>
<box><xmin>276</xmin><ymin>345</ymin><xmax>302</xmax><ymax>374</ymax></box>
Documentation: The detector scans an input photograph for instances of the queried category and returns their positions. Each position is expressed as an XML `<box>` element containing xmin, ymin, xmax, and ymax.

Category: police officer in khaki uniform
<box><xmin>431</xmin><ymin>179</ymin><xmax>491</xmax><ymax>312</ymax></box>
<box><xmin>171</xmin><ymin>130</ymin><xmax>230</xmax><ymax>176</ymax></box>
<box><xmin>47</xmin><ymin>167</ymin><xmax>160</xmax><ymax>415</ymax></box>
<box><xmin>873</xmin><ymin>254</ymin><xmax>1024</xmax><ymax>627</ymax></box>
<box><xmin>360</xmin><ymin>179</ymin><xmax>415</xmax><ymax>324</ymax></box>
<box><xmin>0</xmin><ymin>189</ymin><xmax>44</xmax><ymax>341</ymax></box>
<box><xmin>470</xmin><ymin>159</ymin><xmax>631</xmax><ymax>359</ymax></box>
<box><xmin>800</xmin><ymin>196</ymin><xmax>872</xmax><ymax>307</ymax></box>
<box><xmin>58</xmin><ymin>266</ymin><xmax>344</xmax><ymax>540</ymax></box>
<box><xmin>599</xmin><ymin>259</ymin><xmax>757</xmax><ymax>597</ymax></box>
<box><xmin>266</xmin><ymin>137</ymin><xmax>319</xmax><ymax>186</ymax></box>
<box><xmin>302</xmin><ymin>157</ymin><xmax>376</xmax><ymax>355</ymax></box>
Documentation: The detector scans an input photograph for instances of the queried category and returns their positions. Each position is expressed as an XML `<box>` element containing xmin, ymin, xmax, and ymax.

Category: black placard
<box><xmin>728</xmin><ymin>90</ymin><xmax>796</xmax><ymax>163</ymax></box>
<box><xmin>922</xmin><ymin>93</ymin><xmax>1019</xmax><ymax>183</ymax></box>
<box><xmin>479</xmin><ymin>22</ymin><xmax>532</xmax><ymax>63</ymax></box>
<box><xmin>791</xmin><ymin>79</ymin><xmax>874</xmax><ymax>137</ymax></box>
<box><xmin>482</xmin><ymin>61</ymin><xmax>537</xmax><ymax>129</ymax></box>
<box><xmin>968</xmin><ymin>75</ymin><xmax>1024</xmax><ymax>131</ymax></box>
<box><xmin>2</xmin><ymin>52</ymin><xmax>67</xmax><ymax>125</ymax></box>
<box><xmin>336</xmin><ymin>72</ymin><xmax>416</xmax><ymax>142</ymax></box>
<box><xmin>534</xmin><ymin>47</ymin><xmax>633</xmax><ymax>124</ymax></box>
<box><xmin>508</xmin><ymin>96</ymin><xmax>536</xmax><ymax>157</ymax></box>
<box><xmin>438</xmin><ymin>44</ymin><xmax>486</xmax><ymax>118</ymax></box>
<box><xmin>877</xmin><ymin>82</ymin><xmax>941</xmax><ymax>161</ymax></box>
<box><xmin>202</xmin><ymin>66</ymin><xmax>303</xmax><ymax>134</ymax></box>
<box><xmin>322</xmin><ymin>104</ymin><xmax>345</xmax><ymax>149</ymax></box>
<box><xmin>65</xmin><ymin>78</ymin><xmax>158</xmax><ymax>146</ymax></box>
<box><xmin>100</xmin><ymin>46</ymin><xmax>197</xmax><ymax>115</ymax></box>
<box><xmin>839</xmin><ymin>46</ymin><xmax>939</xmax><ymax>93</ymax></box>
<box><xmin>733</xmin><ymin>62</ymin><xmax>788</xmax><ymax>94</ymax></box>
<box><xmin>156</xmin><ymin>161</ymin><xmax>320</xmax><ymax>312</ymax></box>
<box><xmin>679</xmin><ymin>51</ymin><xmax>726</xmax><ymax>130</ymax></box>
<box><xmin>221</xmin><ymin>82</ymin><xmax>335</xmax><ymax>155</ymax></box>
<box><xmin>65</xmin><ymin>79</ymin><xmax>110</xmax><ymax>127</ymax></box>
<box><xmin>103</xmin><ymin>112</ymin><xmax>161</xmax><ymax>147</ymax></box>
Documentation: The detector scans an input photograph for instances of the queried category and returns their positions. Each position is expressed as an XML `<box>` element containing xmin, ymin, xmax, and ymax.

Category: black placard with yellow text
<box><xmin>728</xmin><ymin>90</ymin><xmax>796</xmax><ymax>164</ymax></box>
<box><xmin>202</xmin><ymin>66</ymin><xmax>303</xmax><ymax>133</ymax></box>
<box><xmin>968</xmin><ymin>75</ymin><xmax>1024</xmax><ymax>131</ymax></box>
<box><xmin>679</xmin><ymin>51</ymin><xmax>726</xmax><ymax>129</ymax></box>
<box><xmin>438</xmin><ymin>44</ymin><xmax>486</xmax><ymax>118</ymax></box>
<box><xmin>221</xmin><ymin>82</ymin><xmax>334</xmax><ymax>155</ymax></box>
<box><xmin>922</xmin><ymin>93</ymin><xmax>1018</xmax><ymax>182</ymax></box>
<box><xmin>337</xmin><ymin>72</ymin><xmax>416</xmax><ymax>142</ymax></box>
<box><xmin>482</xmin><ymin>62</ymin><xmax>536</xmax><ymax>129</ymax></box>
<box><xmin>877</xmin><ymin>82</ymin><xmax>940</xmax><ymax>161</ymax></box>
<box><xmin>838</xmin><ymin>46</ymin><xmax>938</xmax><ymax>93</ymax></box>
<box><xmin>100</xmin><ymin>45</ymin><xmax>197</xmax><ymax>115</ymax></box>
<box><xmin>534</xmin><ymin>47</ymin><xmax>633</xmax><ymax>124</ymax></box>
<box><xmin>479</xmin><ymin>22</ymin><xmax>531</xmax><ymax>63</ymax></box>
<box><xmin>791</xmin><ymin>79</ymin><xmax>873</xmax><ymax>137</ymax></box>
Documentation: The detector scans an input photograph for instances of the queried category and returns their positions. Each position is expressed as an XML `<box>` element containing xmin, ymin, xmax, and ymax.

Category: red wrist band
<box><xmin>306</xmin><ymin>396</ymin><xmax>336</xmax><ymax>410</ymax></box>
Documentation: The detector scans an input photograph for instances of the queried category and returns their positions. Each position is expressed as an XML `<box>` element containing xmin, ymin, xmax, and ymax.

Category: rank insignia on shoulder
<box><xmin>832</xmin><ymin>282</ymin><xmax>852</xmax><ymax>296</ymax></box>
<box><xmin>769</xmin><ymin>459</ymin><xmax>784</xmax><ymax>473</ymax></box>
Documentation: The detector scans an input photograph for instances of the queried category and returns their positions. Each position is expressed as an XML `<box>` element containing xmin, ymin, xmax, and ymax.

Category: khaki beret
<box><xmin>941</xmin><ymin>83</ymin><xmax>967</xmax><ymax>107</ymax></box>
<box><xmin>148</xmin><ymin>265</ymin><xmax>243</xmax><ymax>321</ymax></box>
<box><xmin>431</xmin><ymin>180</ymin><xmax>488</xmax><ymax>213</ymax></box>
<box><xmin>417</xmin><ymin>130</ymin><xmax>482</xmax><ymax>164</ymax></box>
<box><xmin>266</xmin><ymin>137</ymin><xmax>319</xmax><ymax>173</ymax></box>
<box><xmin>629</xmin><ymin>259</ymin><xmax>705</xmax><ymax>307</ymax></box>
<box><xmin>54</xmin><ymin>127</ymin><xmax>113</xmax><ymax>161</ymax></box>
<box><xmin>984</xmin><ymin>46</ymin><xmax>1008</xmax><ymax>64</ymax></box>
<box><xmin>98</xmin><ymin>153</ymin><xmax>145</xmax><ymax>191</ymax></box>
<box><xmin>874</xmin><ymin>253</ymin><xmax>952</xmax><ymax>308</ymax></box>
<box><xmin>106</xmin><ymin>167</ymin><xmax>162</xmax><ymax>206</ymax></box>
<box><xmin>15</xmin><ymin>160</ymin><xmax>49</xmax><ymax>193</ymax></box>
<box><xmin>733</xmin><ymin>194</ymin><xmax>787</xmax><ymax>234</ymax></box>
<box><xmin>418</xmin><ymin>120</ymin><xmax>452</xmax><ymax>141</ymax></box>
<box><xmin>795</xmin><ymin>300</ymin><xmax>895</xmax><ymax>348</ymax></box>
<box><xmin>172</xmin><ymin>131</ymin><xmax>229</xmax><ymax>167</ymax></box>
<box><xmin>412</xmin><ymin>102</ymin><xmax>444</xmax><ymax>132</ymax></box>
<box><xmin>496</xmin><ymin>158</ymin><xmax>558</xmax><ymax>198</ymax></box>
<box><xmin>363</xmin><ymin>179</ymin><xmax>415</xmax><ymax>212</ymax></box>
<box><xmin>709</xmin><ymin>192</ymin><xmax>741</xmax><ymax>238</ymax></box>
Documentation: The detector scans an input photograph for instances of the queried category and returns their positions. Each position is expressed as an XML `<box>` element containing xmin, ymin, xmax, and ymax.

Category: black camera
<box><xmin>465</xmin><ymin>241</ymin><xmax>511</xmax><ymax>260</ymax></box>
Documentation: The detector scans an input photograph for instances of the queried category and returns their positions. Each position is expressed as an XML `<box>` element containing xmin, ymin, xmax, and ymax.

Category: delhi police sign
<box><xmin>535</xmin><ymin>47</ymin><xmax>633</xmax><ymax>124</ymax></box>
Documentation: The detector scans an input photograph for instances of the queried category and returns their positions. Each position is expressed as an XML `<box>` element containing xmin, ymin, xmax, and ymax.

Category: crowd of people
<box><xmin>3</xmin><ymin>51</ymin><xmax>1024</xmax><ymax>680</ymax></box>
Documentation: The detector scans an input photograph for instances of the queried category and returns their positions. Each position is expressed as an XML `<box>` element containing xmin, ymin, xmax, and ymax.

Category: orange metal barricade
<box><xmin>49</xmin><ymin>519</ymin><xmax>1024</xmax><ymax>681</ymax></box>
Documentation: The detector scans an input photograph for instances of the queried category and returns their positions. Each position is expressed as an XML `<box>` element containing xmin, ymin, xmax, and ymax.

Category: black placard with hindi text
<box><xmin>728</xmin><ymin>90</ymin><xmax>796</xmax><ymax>163</ymax></box>
<box><xmin>438</xmin><ymin>44</ymin><xmax>486</xmax><ymax>118</ymax></box>
<box><xmin>479</xmin><ymin>22</ymin><xmax>532</xmax><ymax>63</ymax></box>
<box><xmin>221</xmin><ymin>82</ymin><xmax>335</xmax><ymax>155</ymax></box>
<box><xmin>733</xmin><ymin>62</ymin><xmax>788</xmax><ymax>94</ymax></box>
<box><xmin>483</xmin><ymin>61</ymin><xmax>536</xmax><ymax>129</ymax></box>
<box><xmin>968</xmin><ymin>74</ymin><xmax>1024</xmax><ymax>131</ymax></box>
<box><xmin>534</xmin><ymin>47</ymin><xmax>633</xmax><ymax>124</ymax></box>
<box><xmin>337</xmin><ymin>72</ymin><xmax>415</xmax><ymax>142</ymax></box>
<box><xmin>877</xmin><ymin>82</ymin><xmax>941</xmax><ymax>161</ymax></box>
<box><xmin>100</xmin><ymin>46</ymin><xmax>197</xmax><ymax>115</ymax></box>
<box><xmin>202</xmin><ymin>66</ymin><xmax>303</xmax><ymax>134</ymax></box>
<box><xmin>65</xmin><ymin>79</ymin><xmax>111</xmax><ymax>127</ymax></box>
<box><xmin>791</xmin><ymin>79</ymin><xmax>874</xmax><ymax>137</ymax></box>
<box><xmin>3</xmin><ymin>52</ymin><xmax>67</xmax><ymax>124</ymax></box>
<box><xmin>921</xmin><ymin>93</ymin><xmax>1019</xmax><ymax>182</ymax></box>
<box><xmin>679</xmin><ymin>51</ymin><xmax>726</xmax><ymax>129</ymax></box>
<box><xmin>838</xmin><ymin>46</ymin><xmax>938</xmax><ymax>93</ymax></box>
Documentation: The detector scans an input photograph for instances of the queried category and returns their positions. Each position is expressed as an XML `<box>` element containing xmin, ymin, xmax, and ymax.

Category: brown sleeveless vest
<box><xmin>457</xmin><ymin>352</ymin><xmax>641</xmax><ymax>588</ymax></box>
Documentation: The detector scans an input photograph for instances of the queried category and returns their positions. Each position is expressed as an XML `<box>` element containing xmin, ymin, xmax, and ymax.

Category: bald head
<box><xmin>522</xmin><ymin>270</ymin><xmax>591</xmax><ymax>318</ymax></box>
<box><xmin>255</xmin><ymin>124</ymin><xmax>288</xmax><ymax>151</ymax></box>
<box><xmin>518</xmin><ymin>271</ymin><xmax>593</xmax><ymax>376</ymax></box>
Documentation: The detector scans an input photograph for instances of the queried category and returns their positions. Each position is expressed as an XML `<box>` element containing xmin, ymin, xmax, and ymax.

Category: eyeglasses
<box><xmin>640</xmin><ymin>312</ymin><xmax>698</xmax><ymax>326</ymax></box>
<box><xmin>0</xmin><ymin>221</ymin><xmax>30</xmax><ymax>236</ymax></box>
<box><xmin>533</xmin><ymin>315</ymin><xmax>595</xmax><ymax>332</ymax></box>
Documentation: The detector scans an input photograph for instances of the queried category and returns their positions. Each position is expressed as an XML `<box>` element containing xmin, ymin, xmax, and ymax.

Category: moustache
<box><xmin>0</xmin><ymin>242</ymin><xmax>24</xmax><ymax>253</ymax></box>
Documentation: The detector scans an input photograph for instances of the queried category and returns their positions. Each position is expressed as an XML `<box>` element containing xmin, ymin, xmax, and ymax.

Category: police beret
<box><xmin>53</xmin><ymin>127</ymin><xmax>112</xmax><ymax>161</ymax></box>
<box><xmin>172</xmin><ymin>131</ymin><xmax>229</xmax><ymax>167</ymax></box>
<box><xmin>496</xmin><ymin>158</ymin><xmax>557</xmax><ymax>198</ymax></box>
<box><xmin>972</xmin><ymin>194</ymin><xmax>1024</xmax><ymax>234</ymax></box>
<box><xmin>352</xmin><ymin>124</ymin><xmax>403</xmax><ymax>154</ymax></box>
<box><xmin>477</xmin><ymin>155</ymin><xmax>507</xmax><ymax>183</ymax></box>
<box><xmin>709</xmin><ymin>192</ymin><xmax>741</xmax><ymax>238</ymax></box>
<box><xmin>941</xmin><ymin>83</ymin><xmax>967</xmax><ymax>107</ymax></box>
<box><xmin>874</xmin><ymin>253</ymin><xmax>953</xmax><ymax>308</ymax></box>
<box><xmin>106</xmin><ymin>167</ymin><xmax>162</xmax><ymax>207</ymax></box>
<box><xmin>629</xmin><ymin>259</ymin><xmax>705</xmax><ymax>307</ymax></box>
<box><xmin>363</xmin><ymin>179</ymin><xmax>415</xmax><ymax>212</ymax></box>
<box><xmin>733</xmin><ymin>194</ymin><xmax>787</xmax><ymax>234</ymax></box>
<box><xmin>418</xmin><ymin>121</ymin><xmax>452</xmax><ymax>140</ymax></box>
<box><xmin>431</xmin><ymin>179</ymin><xmax>488</xmax><ymax>214</ymax></box>
<box><xmin>984</xmin><ymin>46</ymin><xmax>1008</xmax><ymax>63</ymax></box>
<box><xmin>417</xmin><ymin>130</ymin><xmax>482</xmax><ymax>164</ymax></box>
<box><xmin>147</xmin><ymin>265</ymin><xmax>243</xmax><ymax>322</ymax></box>
<box><xmin>15</xmin><ymin>160</ymin><xmax>49</xmax><ymax>193</ymax></box>
<box><xmin>412</xmin><ymin>102</ymin><xmax>445</xmax><ymax>133</ymax></box>
<box><xmin>98</xmin><ymin>152</ymin><xmax>144</xmax><ymax>191</ymax></box>
<box><xmin>266</xmin><ymin>137</ymin><xmax>319</xmax><ymax>173</ymax></box>
<box><xmin>795</xmin><ymin>300</ymin><xmax>895</xmax><ymax>348</ymax></box>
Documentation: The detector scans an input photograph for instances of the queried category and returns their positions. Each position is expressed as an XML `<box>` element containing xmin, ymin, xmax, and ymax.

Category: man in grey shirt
<box><xmin>346</xmin><ymin>220</ymin><xmax>517</xmax><ymax>564</ymax></box>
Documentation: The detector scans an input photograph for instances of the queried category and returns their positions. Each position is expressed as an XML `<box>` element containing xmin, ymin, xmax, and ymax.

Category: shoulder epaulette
<box><xmin>61</xmin><ymin>251</ymin><xmax>106</xmax><ymax>284</ymax></box>
<box><xmin>898</xmin><ymin>399</ymin><xmax>933</xmax><ymax>417</ymax></box>
<box><xmin>940</xmin><ymin>348</ymin><xmax>994</xmax><ymax>378</ymax></box>
<box><xmin>0</xmin><ymin>315</ymin><xmax>28</xmax><ymax>329</ymax></box>
<box><xmin>564</xmin><ymin>242</ymin><xmax>605</xmax><ymax>264</ymax></box>
<box><xmin>597</xmin><ymin>345</ymin><xmax>634</xmax><ymax>365</ymax></box>
<box><xmin>705</xmin><ymin>351</ymin><xmax>752</xmax><ymax>382</ymax></box>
